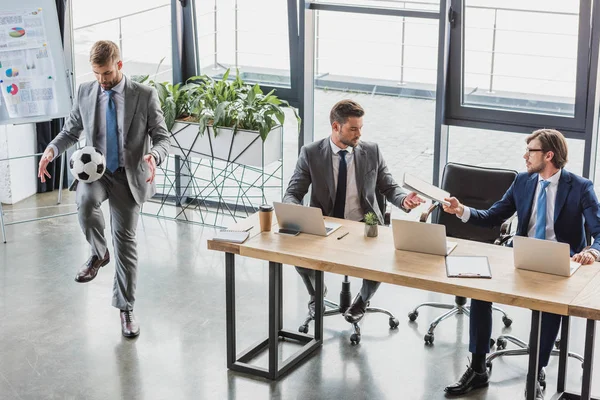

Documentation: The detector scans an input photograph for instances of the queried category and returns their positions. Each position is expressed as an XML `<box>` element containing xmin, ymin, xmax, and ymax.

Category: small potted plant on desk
<box><xmin>364</xmin><ymin>212</ymin><xmax>379</xmax><ymax>238</ymax></box>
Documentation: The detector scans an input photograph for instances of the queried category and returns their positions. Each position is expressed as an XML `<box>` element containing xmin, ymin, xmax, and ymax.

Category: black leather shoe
<box><xmin>524</xmin><ymin>381</ymin><xmax>544</xmax><ymax>400</ymax></box>
<box><xmin>120</xmin><ymin>310</ymin><xmax>140</xmax><ymax>338</ymax></box>
<box><xmin>75</xmin><ymin>251</ymin><xmax>110</xmax><ymax>283</ymax></box>
<box><xmin>444</xmin><ymin>366</ymin><xmax>489</xmax><ymax>396</ymax></box>
<box><xmin>308</xmin><ymin>286</ymin><xmax>328</xmax><ymax>319</ymax></box>
<box><xmin>344</xmin><ymin>294</ymin><xmax>367</xmax><ymax>324</ymax></box>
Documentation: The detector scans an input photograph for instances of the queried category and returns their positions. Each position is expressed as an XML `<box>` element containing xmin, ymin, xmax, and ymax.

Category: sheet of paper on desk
<box><xmin>212</xmin><ymin>230</ymin><xmax>250</xmax><ymax>243</ymax></box>
<box><xmin>446</xmin><ymin>256</ymin><xmax>492</xmax><ymax>278</ymax></box>
<box><xmin>402</xmin><ymin>173</ymin><xmax>451</xmax><ymax>206</ymax></box>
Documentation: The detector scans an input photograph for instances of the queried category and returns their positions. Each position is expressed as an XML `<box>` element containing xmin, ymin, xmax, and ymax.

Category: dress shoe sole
<box><xmin>344</xmin><ymin>315</ymin><xmax>365</xmax><ymax>324</ymax></box>
<box><xmin>122</xmin><ymin>329</ymin><xmax>140</xmax><ymax>338</ymax></box>
<box><xmin>445</xmin><ymin>381</ymin><xmax>489</xmax><ymax>396</ymax></box>
<box><xmin>74</xmin><ymin>257</ymin><xmax>110</xmax><ymax>283</ymax></box>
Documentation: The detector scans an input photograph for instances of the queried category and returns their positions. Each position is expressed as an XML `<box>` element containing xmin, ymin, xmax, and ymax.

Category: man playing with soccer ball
<box><xmin>37</xmin><ymin>40</ymin><xmax>170</xmax><ymax>337</ymax></box>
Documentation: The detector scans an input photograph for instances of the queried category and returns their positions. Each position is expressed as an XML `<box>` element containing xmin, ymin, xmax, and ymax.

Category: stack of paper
<box><xmin>212</xmin><ymin>230</ymin><xmax>250</xmax><ymax>243</ymax></box>
<box><xmin>402</xmin><ymin>173</ymin><xmax>451</xmax><ymax>206</ymax></box>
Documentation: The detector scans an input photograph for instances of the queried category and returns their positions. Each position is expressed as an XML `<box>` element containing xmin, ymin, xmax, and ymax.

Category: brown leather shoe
<box><xmin>120</xmin><ymin>310</ymin><xmax>140</xmax><ymax>338</ymax></box>
<box><xmin>75</xmin><ymin>251</ymin><xmax>110</xmax><ymax>283</ymax></box>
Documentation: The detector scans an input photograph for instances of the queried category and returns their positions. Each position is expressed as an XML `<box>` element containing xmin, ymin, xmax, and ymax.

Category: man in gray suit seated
<box><xmin>283</xmin><ymin>99</ymin><xmax>423</xmax><ymax>324</ymax></box>
<box><xmin>37</xmin><ymin>40</ymin><xmax>171</xmax><ymax>337</ymax></box>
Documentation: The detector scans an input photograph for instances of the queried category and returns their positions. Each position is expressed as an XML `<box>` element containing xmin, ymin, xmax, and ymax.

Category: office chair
<box><xmin>407</xmin><ymin>163</ymin><xmax>517</xmax><ymax>344</ymax></box>
<box><xmin>298</xmin><ymin>192</ymin><xmax>400</xmax><ymax>345</ymax></box>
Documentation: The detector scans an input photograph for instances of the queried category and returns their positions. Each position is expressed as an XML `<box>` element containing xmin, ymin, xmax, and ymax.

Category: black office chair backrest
<box><xmin>434</xmin><ymin>163</ymin><xmax>518</xmax><ymax>244</ymax></box>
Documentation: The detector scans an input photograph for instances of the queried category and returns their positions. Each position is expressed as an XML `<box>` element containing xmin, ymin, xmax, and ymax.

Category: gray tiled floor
<box><xmin>1</xmin><ymin>190</ymin><xmax>600</xmax><ymax>400</ymax></box>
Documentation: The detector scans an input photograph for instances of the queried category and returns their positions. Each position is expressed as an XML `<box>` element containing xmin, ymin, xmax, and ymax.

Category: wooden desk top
<box><xmin>208</xmin><ymin>215</ymin><xmax>600</xmax><ymax>316</ymax></box>
<box><xmin>569</xmin><ymin>272</ymin><xmax>600</xmax><ymax>320</ymax></box>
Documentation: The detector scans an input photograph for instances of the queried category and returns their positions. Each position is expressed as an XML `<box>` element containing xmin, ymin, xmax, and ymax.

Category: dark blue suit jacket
<box><xmin>468</xmin><ymin>169</ymin><xmax>600</xmax><ymax>255</ymax></box>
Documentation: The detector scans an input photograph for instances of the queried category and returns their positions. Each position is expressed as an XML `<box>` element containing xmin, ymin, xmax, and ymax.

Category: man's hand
<box><xmin>402</xmin><ymin>192</ymin><xmax>426</xmax><ymax>210</ymax></box>
<box><xmin>443</xmin><ymin>197</ymin><xmax>465</xmax><ymax>217</ymax></box>
<box><xmin>38</xmin><ymin>147</ymin><xmax>55</xmax><ymax>183</ymax></box>
<box><xmin>143</xmin><ymin>153</ymin><xmax>157</xmax><ymax>183</ymax></box>
<box><xmin>573</xmin><ymin>250</ymin><xmax>598</xmax><ymax>265</ymax></box>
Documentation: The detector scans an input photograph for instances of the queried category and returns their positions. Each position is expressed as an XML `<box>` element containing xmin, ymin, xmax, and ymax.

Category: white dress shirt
<box><xmin>330</xmin><ymin>138</ymin><xmax>363</xmax><ymax>222</ymax></box>
<box><xmin>461</xmin><ymin>169</ymin><xmax>561</xmax><ymax>241</ymax></box>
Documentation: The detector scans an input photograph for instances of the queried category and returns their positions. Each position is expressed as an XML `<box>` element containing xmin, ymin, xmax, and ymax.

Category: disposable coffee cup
<box><xmin>259</xmin><ymin>204</ymin><xmax>274</xmax><ymax>232</ymax></box>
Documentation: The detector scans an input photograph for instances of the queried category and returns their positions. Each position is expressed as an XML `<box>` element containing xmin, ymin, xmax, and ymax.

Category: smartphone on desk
<box><xmin>278</xmin><ymin>228</ymin><xmax>300</xmax><ymax>236</ymax></box>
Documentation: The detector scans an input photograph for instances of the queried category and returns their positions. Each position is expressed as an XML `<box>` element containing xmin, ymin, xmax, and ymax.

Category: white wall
<box><xmin>0</xmin><ymin>124</ymin><xmax>38</xmax><ymax>204</ymax></box>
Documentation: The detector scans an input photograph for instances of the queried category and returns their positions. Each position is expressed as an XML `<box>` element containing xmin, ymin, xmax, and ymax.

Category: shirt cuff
<box><xmin>48</xmin><ymin>144</ymin><xmax>59</xmax><ymax>161</ymax></box>
<box><xmin>457</xmin><ymin>206</ymin><xmax>471</xmax><ymax>223</ymax></box>
<box><xmin>150</xmin><ymin>150</ymin><xmax>160</xmax><ymax>166</ymax></box>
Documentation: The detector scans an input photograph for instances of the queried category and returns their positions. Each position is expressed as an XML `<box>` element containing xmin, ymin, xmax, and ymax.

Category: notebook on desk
<box><xmin>446</xmin><ymin>256</ymin><xmax>492</xmax><ymax>278</ymax></box>
<box><xmin>212</xmin><ymin>230</ymin><xmax>250</xmax><ymax>244</ymax></box>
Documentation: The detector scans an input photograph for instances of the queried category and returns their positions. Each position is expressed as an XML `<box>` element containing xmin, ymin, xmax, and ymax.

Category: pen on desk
<box><xmin>337</xmin><ymin>232</ymin><xmax>349</xmax><ymax>240</ymax></box>
<box><xmin>243</xmin><ymin>226</ymin><xmax>254</xmax><ymax>232</ymax></box>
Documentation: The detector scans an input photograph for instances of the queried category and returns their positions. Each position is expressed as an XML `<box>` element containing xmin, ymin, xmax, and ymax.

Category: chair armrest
<box><xmin>419</xmin><ymin>202</ymin><xmax>440</xmax><ymax>223</ymax></box>
<box><xmin>494</xmin><ymin>213</ymin><xmax>517</xmax><ymax>246</ymax></box>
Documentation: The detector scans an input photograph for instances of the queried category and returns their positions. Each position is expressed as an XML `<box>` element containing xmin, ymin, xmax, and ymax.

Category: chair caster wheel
<box><xmin>424</xmin><ymin>333</ymin><xmax>434</xmax><ymax>344</ymax></box>
<box><xmin>496</xmin><ymin>337</ymin><xmax>507</xmax><ymax>350</ymax></box>
<box><xmin>298</xmin><ymin>325</ymin><xmax>308</xmax><ymax>334</ymax></box>
<box><xmin>486</xmin><ymin>361</ymin><xmax>493</xmax><ymax>371</ymax></box>
<box><xmin>389</xmin><ymin>317</ymin><xmax>399</xmax><ymax>328</ymax></box>
<box><xmin>490</xmin><ymin>338</ymin><xmax>495</xmax><ymax>348</ymax></box>
<box><xmin>502</xmin><ymin>316</ymin><xmax>513</xmax><ymax>327</ymax></box>
<box><xmin>350</xmin><ymin>333</ymin><xmax>361</xmax><ymax>345</ymax></box>
<box><xmin>408</xmin><ymin>311</ymin><xmax>418</xmax><ymax>321</ymax></box>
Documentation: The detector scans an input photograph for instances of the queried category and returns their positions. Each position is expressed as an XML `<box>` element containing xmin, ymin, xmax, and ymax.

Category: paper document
<box><xmin>212</xmin><ymin>230</ymin><xmax>250</xmax><ymax>244</ymax></box>
<box><xmin>445</xmin><ymin>256</ymin><xmax>492</xmax><ymax>278</ymax></box>
<box><xmin>402</xmin><ymin>173</ymin><xmax>451</xmax><ymax>206</ymax></box>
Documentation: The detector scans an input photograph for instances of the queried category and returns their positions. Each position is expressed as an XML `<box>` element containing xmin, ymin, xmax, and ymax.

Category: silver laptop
<box><xmin>273</xmin><ymin>202</ymin><xmax>342</xmax><ymax>236</ymax></box>
<box><xmin>392</xmin><ymin>219</ymin><xmax>458</xmax><ymax>256</ymax></box>
<box><xmin>513</xmin><ymin>236</ymin><xmax>582</xmax><ymax>277</ymax></box>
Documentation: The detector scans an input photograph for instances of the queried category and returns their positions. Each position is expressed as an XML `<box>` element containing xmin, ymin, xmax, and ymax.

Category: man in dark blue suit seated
<box><xmin>441</xmin><ymin>129</ymin><xmax>600</xmax><ymax>400</ymax></box>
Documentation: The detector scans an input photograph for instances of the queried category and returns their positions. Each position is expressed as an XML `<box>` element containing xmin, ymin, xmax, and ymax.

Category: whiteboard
<box><xmin>0</xmin><ymin>0</ymin><xmax>72</xmax><ymax>126</ymax></box>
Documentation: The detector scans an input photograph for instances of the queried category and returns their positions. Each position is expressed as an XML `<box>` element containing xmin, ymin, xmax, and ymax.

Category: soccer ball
<box><xmin>69</xmin><ymin>146</ymin><xmax>106</xmax><ymax>183</ymax></box>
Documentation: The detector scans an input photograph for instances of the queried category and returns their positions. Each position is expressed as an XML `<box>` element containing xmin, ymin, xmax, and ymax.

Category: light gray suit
<box><xmin>49</xmin><ymin>77</ymin><xmax>170</xmax><ymax>311</ymax></box>
<box><xmin>283</xmin><ymin>137</ymin><xmax>409</xmax><ymax>301</ymax></box>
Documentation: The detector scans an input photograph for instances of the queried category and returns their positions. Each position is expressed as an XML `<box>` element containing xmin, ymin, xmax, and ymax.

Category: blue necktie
<box><xmin>333</xmin><ymin>150</ymin><xmax>347</xmax><ymax>218</ymax></box>
<box><xmin>534</xmin><ymin>180</ymin><xmax>551</xmax><ymax>239</ymax></box>
<box><xmin>105</xmin><ymin>90</ymin><xmax>119</xmax><ymax>172</ymax></box>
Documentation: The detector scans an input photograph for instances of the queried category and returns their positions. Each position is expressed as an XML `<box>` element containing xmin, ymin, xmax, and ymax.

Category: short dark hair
<box><xmin>526</xmin><ymin>128</ymin><xmax>568</xmax><ymax>169</ymax></box>
<box><xmin>89</xmin><ymin>40</ymin><xmax>120</xmax><ymax>65</ymax></box>
<box><xmin>329</xmin><ymin>100</ymin><xmax>365</xmax><ymax>126</ymax></box>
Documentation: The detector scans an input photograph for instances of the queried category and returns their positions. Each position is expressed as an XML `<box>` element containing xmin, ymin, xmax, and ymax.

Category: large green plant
<box><xmin>139</xmin><ymin>68</ymin><xmax>300</xmax><ymax>141</ymax></box>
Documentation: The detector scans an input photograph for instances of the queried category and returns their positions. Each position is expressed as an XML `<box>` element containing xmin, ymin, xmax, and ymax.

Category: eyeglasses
<box><xmin>525</xmin><ymin>148</ymin><xmax>544</xmax><ymax>157</ymax></box>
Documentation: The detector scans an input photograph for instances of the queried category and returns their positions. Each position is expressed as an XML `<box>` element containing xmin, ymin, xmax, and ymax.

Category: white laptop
<box><xmin>392</xmin><ymin>219</ymin><xmax>458</xmax><ymax>256</ymax></box>
<box><xmin>513</xmin><ymin>236</ymin><xmax>582</xmax><ymax>277</ymax></box>
<box><xmin>273</xmin><ymin>202</ymin><xmax>342</xmax><ymax>236</ymax></box>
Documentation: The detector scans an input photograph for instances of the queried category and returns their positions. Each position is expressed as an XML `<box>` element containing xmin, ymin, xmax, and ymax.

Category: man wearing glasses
<box><xmin>441</xmin><ymin>129</ymin><xmax>600</xmax><ymax>399</ymax></box>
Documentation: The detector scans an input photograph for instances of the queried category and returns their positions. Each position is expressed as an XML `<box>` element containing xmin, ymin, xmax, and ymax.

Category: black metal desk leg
<box><xmin>581</xmin><ymin>319</ymin><xmax>596</xmax><ymax>400</ymax></box>
<box><xmin>314</xmin><ymin>270</ymin><xmax>324</xmax><ymax>341</ymax></box>
<box><xmin>526</xmin><ymin>310</ymin><xmax>541</xmax><ymax>400</ymax></box>
<box><xmin>225</xmin><ymin>253</ymin><xmax>236</xmax><ymax>368</ymax></box>
<box><xmin>557</xmin><ymin>315</ymin><xmax>570</xmax><ymax>393</ymax></box>
<box><xmin>269</xmin><ymin>261</ymin><xmax>282</xmax><ymax>379</ymax></box>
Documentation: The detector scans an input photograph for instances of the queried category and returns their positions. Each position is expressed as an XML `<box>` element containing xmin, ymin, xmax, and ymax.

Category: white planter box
<box><xmin>169</xmin><ymin>122</ymin><xmax>282</xmax><ymax>167</ymax></box>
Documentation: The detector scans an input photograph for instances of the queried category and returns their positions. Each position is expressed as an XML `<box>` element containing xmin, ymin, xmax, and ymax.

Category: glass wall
<box><xmin>195</xmin><ymin>0</ymin><xmax>291</xmax><ymax>87</ymax></box>
<box><xmin>72</xmin><ymin>0</ymin><xmax>173</xmax><ymax>87</ymax></box>
<box><xmin>462</xmin><ymin>1</ymin><xmax>579</xmax><ymax>116</ymax></box>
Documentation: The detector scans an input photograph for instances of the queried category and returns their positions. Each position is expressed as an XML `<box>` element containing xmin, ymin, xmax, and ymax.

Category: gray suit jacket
<box><xmin>49</xmin><ymin>78</ymin><xmax>171</xmax><ymax>205</ymax></box>
<box><xmin>283</xmin><ymin>137</ymin><xmax>409</xmax><ymax>224</ymax></box>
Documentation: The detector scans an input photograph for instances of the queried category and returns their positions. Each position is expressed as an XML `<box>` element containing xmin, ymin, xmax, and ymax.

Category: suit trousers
<box><xmin>76</xmin><ymin>168</ymin><xmax>140</xmax><ymax>311</ymax></box>
<box><xmin>469</xmin><ymin>299</ymin><xmax>562</xmax><ymax>369</ymax></box>
<box><xmin>295</xmin><ymin>266</ymin><xmax>381</xmax><ymax>302</ymax></box>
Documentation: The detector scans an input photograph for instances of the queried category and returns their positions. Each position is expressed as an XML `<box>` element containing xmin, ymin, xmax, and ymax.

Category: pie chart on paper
<box><xmin>6</xmin><ymin>68</ymin><xmax>19</xmax><ymax>77</ymax></box>
<box><xmin>9</xmin><ymin>27</ymin><xmax>26</xmax><ymax>38</ymax></box>
<box><xmin>6</xmin><ymin>84</ymin><xmax>18</xmax><ymax>95</ymax></box>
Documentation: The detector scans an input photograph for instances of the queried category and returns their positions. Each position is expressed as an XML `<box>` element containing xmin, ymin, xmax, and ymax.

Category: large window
<box><xmin>195</xmin><ymin>0</ymin><xmax>292</xmax><ymax>87</ymax></box>
<box><xmin>72</xmin><ymin>0</ymin><xmax>173</xmax><ymax>87</ymax></box>
<box><xmin>447</xmin><ymin>0</ymin><xmax>591</xmax><ymax>134</ymax></box>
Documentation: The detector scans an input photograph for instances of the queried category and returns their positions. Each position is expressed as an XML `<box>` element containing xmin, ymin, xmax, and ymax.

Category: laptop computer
<box><xmin>513</xmin><ymin>236</ymin><xmax>582</xmax><ymax>277</ymax></box>
<box><xmin>392</xmin><ymin>219</ymin><xmax>458</xmax><ymax>256</ymax></box>
<box><xmin>273</xmin><ymin>202</ymin><xmax>342</xmax><ymax>237</ymax></box>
